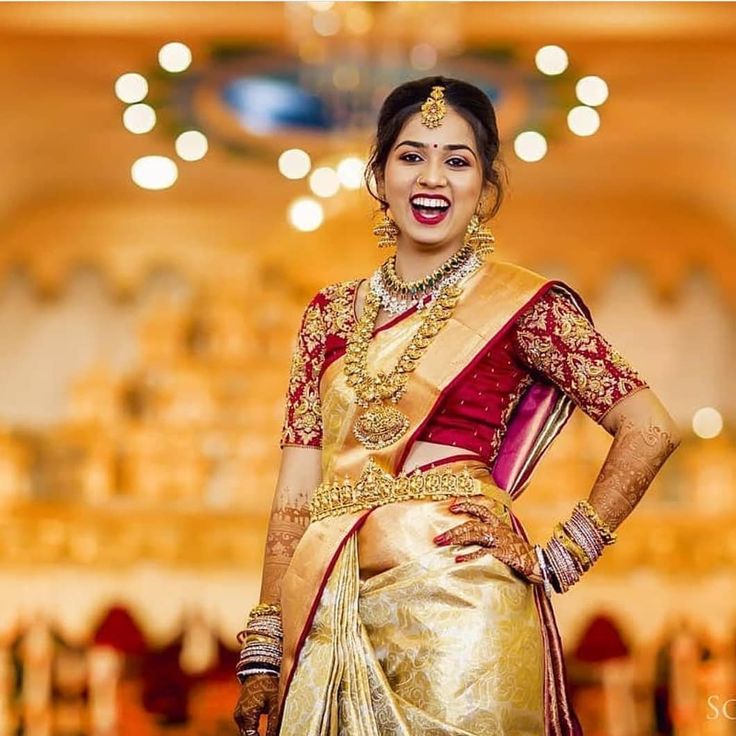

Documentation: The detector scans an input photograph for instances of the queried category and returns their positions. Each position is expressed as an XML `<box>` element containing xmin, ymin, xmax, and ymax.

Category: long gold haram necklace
<box><xmin>344</xmin><ymin>281</ymin><xmax>463</xmax><ymax>450</ymax></box>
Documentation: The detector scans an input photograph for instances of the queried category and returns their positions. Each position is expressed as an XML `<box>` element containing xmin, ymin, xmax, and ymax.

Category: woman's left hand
<box><xmin>433</xmin><ymin>500</ymin><xmax>543</xmax><ymax>584</ymax></box>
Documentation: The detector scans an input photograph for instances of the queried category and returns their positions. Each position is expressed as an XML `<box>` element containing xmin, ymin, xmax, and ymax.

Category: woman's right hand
<box><xmin>233</xmin><ymin>673</ymin><xmax>280</xmax><ymax>736</ymax></box>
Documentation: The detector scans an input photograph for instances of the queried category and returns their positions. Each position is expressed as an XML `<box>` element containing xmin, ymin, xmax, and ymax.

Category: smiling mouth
<box><xmin>410</xmin><ymin>195</ymin><xmax>451</xmax><ymax>225</ymax></box>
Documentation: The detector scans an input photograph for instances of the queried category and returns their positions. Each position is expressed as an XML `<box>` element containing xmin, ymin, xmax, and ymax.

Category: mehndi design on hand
<box><xmin>434</xmin><ymin>500</ymin><xmax>543</xmax><ymax>584</ymax></box>
<box><xmin>233</xmin><ymin>673</ymin><xmax>280</xmax><ymax>736</ymax></box>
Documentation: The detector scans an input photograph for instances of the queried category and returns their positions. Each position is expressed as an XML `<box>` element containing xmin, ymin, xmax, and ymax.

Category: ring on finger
<box><xmin>480</xmin><ymin>532</ymin><xmax>494</xmax><ymax>547</ymax></box>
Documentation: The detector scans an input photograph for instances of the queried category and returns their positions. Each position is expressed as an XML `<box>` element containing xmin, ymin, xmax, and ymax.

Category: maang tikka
<box><xmin>421</xmin><ymin>86</ymin><xmax>447</xmax><ymax>129</ymax></box>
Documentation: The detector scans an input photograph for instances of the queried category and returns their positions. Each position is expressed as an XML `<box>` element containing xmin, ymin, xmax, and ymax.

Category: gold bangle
<box><xmin>244</xmin><ymin>633</ymin><xmax>281</xmax><ymax>646</ymax></box>
<box><xmin>553</xmin><ymin>524</ymin><xmax>591</xmax><ymax>571</ymax></box>
<box><xmin>248</xmin><ymin>603</ymin><xmax>282</xmax><ymax>620</ymax></box>
<box><xmin>576</xmin><ymin>500</ymin><xmax>617</xmax><ymax>544</ymax></box>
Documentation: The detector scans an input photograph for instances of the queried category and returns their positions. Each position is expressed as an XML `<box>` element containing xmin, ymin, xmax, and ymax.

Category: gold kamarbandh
<box><xmin>309</xmin><ymin>457</ymin><xmax>511</xmax><ymax>521</ymax></box>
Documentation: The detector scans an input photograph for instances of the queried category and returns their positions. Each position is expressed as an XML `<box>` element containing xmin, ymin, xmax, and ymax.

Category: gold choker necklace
<box><xmin>380</xmin><ymin>243</ymin><xmax>474</xmax><ymax>299</ymax></box>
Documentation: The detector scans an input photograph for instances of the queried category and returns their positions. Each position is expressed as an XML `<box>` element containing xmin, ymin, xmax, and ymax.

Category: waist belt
<box><xmin>309</xmin><ymin>457</ymin><xmax>512</xmax><ymax>522</ymax></box>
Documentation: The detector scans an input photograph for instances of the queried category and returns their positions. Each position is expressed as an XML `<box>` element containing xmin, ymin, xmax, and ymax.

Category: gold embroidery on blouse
<box><xmin>322</xmin><ymin>280</ymin><xmax>358</xmax><ymax>340</ymax></box>
<box><xmin>289</xmin><ymin>384</ymin><xmax>322</xmax><ymax>441</ymax></box>
<box><xmin>301</xmin><ymin>304</ymin><xmax>325</xmax><ymax>354</ymax></box>
<box><xmin>515</xmin><ymin>292</ymin><xmax>645</xmax><ymax>421</ymax></box>
<box><xmin>488</xmin><ymin>373</ymin><xmax>534</xmax><ymax>464</ymax></box>
<box><xmin>280</xmin><ymin>280</ymin><xmax>360</xmax><ymax>447</ymax></box>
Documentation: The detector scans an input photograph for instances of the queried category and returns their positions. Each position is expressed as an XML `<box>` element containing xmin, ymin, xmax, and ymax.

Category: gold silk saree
<box><xmin>277</xmin><ymin>261</ymin><xmax>584</xmax><ymax>736</ymax></box>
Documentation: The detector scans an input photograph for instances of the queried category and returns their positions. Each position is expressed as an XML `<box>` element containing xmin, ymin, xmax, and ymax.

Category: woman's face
<box><xmin>381</xmin><ymin>107</ymin><xmax>487</xmax><ymax>252</ymax></box>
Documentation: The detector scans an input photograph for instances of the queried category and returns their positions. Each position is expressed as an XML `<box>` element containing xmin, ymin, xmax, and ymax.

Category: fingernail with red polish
<box><xmin>434</xmin><ymin>534</ymin><xmax>447</xmax><ymax>544</ymax></box>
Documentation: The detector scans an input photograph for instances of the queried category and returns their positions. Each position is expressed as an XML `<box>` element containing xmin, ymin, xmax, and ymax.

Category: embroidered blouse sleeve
<box><xmin>279</xmin><ymin>292</ymin><xmax>327</xmax><ymax>449</ymax></box>
<box><xmin>512</xmin><ymin>289</ymin><xmax>648</xmax><ymax>423</ymax></box>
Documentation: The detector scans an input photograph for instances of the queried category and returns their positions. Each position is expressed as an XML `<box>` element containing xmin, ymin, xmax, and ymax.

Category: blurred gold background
<box><xmin>0</xmin><ymin>2</ymin><xmax>735</xmax><ymax>734</ymax></box>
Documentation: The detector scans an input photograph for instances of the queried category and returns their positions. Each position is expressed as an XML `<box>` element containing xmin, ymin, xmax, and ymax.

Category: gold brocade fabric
<box><xmin>354</xmin><ymin>462</ymin><xmax>511</xmax><ymax>581</ymax></box>
<box><xmin>279</xmin><ymin>530</ymin><xmax>545</xmax><ymax>735</ymax></box>
<box><xmin>279</xmin><ymin>461</ymin><xmax>545</xmax><ymax>734</ymax></box>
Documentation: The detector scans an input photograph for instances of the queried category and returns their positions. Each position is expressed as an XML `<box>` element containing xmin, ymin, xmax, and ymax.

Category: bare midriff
<box><xmin>400</xmin><ymin>439</ymin><xmax>487</xmax><ymax>475</ymax></box>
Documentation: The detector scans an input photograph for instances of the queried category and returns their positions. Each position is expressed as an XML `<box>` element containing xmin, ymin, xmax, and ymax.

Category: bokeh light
<box><xmin>336</xmin><ymin>157</ymin><xmax>365</xmax><ymax>190</ymax></box>
<box><xmin>114</xmin><ymin>72</ymin><xmax>148</xmax><ymax>104</ymax></box>
<box><xmin>344</xmin><ymin>5</ymin><xmax>372</xmax><ymax>34</ymax></box>
<box><xmin>535</xmin><ymin>45</ymin><xmax>569</xmax><ymax>75</ymax></box>
<box><xmin>131</xmin><ymin>155</ymin><xmax>178</xmax><ymax>190</ymax></box>
<box><xmin>278</xmin><ymin>149</ymin><xmax>311</xmax><ymax>180</ymax></box>
<box><xmin>567</xmin><ymin>105</ymin><xmax>601</xmax><ymax>136</ymax></box>
<box><xmin>309</xmin><ymin>166</ymin><xmax>340</xmax><ymax>198</ymax></box>
<box><xmin>576</xmin><ymin>75</ymin><xmax>609</xmax><ymax>106</ymax></box>
<box><xmin>122</xmin><ymin>104</ymin><xmax>156</xmax><ymax>134</ymax></box>
<box><xmin>288</xmin><ymin>197</ymin><xmax>324</xmax><ymax>231</ymax></box>
<box><xmin>175</xmin><ymin>131</ymin><xmax>208</xmax><ymax>161</ymax></box>
<box><xmin>158</xmin><ymin>42</ymin><xmax>192</xmax><ymax>73</ymax></box>
<box><xmin>513</xmin><ymin>131</ymin><xmax>548</xmax><ymax>162</ymax></box>
<box><xmin>313</xmin><ymin>11</ymin><xmax>340</xmax><ymax>37</ymax></box>
<box><xmin>692</xmin><ymin>407</ymin><xmax>723</xmax><ymax>439</ymax></box>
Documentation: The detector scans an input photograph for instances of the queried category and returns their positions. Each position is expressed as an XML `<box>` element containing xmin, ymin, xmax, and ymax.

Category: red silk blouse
<box><xmin>279</xmin><ymin>279</ymin><xmax>647</xmax><ymax>464</ymax></box>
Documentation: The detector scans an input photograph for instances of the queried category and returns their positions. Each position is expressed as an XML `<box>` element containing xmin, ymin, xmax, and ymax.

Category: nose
<box><xmin>417</xmin><ymin>159</ymin><xmax>447</xmax><ymax>188</ymax></box>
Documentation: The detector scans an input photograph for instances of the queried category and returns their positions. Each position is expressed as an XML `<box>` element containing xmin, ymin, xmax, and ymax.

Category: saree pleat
<box><xmin>280</xmin><ymin>529</ymin><xmax>545</xmax><ymax>736</ymax></box>
<box><xmin>280</xmin><ymin>533</ymin><xmax>390</xmax><ymax>736</ymax></box>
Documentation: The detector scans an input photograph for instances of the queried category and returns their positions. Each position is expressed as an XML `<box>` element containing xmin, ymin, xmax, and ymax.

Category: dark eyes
<box><xmin>398</xmin><ymin>152</ymin><xmax>470</xmax><ymax>168</ymax></box>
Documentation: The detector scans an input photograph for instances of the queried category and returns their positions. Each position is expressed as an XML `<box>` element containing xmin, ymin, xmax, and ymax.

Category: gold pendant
<box><xmin>353</xmin><ymin>404</ymin><xmax>410</xmax><ymax>450</ymax></box>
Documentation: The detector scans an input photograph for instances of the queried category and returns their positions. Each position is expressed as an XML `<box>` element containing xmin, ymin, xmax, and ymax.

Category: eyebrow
<box><xmin>394</xmin><ymin>140</ymin><xmax>478</xmax><ymax>159</ymax></box>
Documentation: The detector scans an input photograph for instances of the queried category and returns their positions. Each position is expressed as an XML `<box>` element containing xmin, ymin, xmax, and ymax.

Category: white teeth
<box><xmin>411</xmin><ymin>196</ymin><xmax>449</xmax><ymax>209</ymax></box>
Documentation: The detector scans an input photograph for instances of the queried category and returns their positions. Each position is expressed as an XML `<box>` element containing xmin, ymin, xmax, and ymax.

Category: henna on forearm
<box><xmin>260</xmin><ymin>486</ymin><xmax>310</xmax><ymax>603</ymax></box>
<box><xmin>588</xmin><ymin>416</ymin><xmax>680</xmax><ymax>531</ymax></box>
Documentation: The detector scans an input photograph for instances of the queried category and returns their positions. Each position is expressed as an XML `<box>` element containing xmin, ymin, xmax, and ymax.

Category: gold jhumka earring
<box><xmin>464</xmin><ymin>205</ymin><xmax>496</xmax><ymax>257</ymax></box>
<box><xmin>373</xmin><ymin>210</ymin><xmax>399</xmax><ymax>248</ymax></box>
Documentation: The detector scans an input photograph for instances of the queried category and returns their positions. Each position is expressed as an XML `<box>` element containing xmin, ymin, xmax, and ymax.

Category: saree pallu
<box><xmin>277</xmin><ymin>261</ymin><xmax>584</xmax><ymax>736</ymax></box>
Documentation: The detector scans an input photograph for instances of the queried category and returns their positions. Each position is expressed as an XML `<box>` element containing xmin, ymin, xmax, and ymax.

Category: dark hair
<box><xmin>365</xmin><ymin>76</ymin><xmax>507</xmax><ymax>218</ymax></box>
